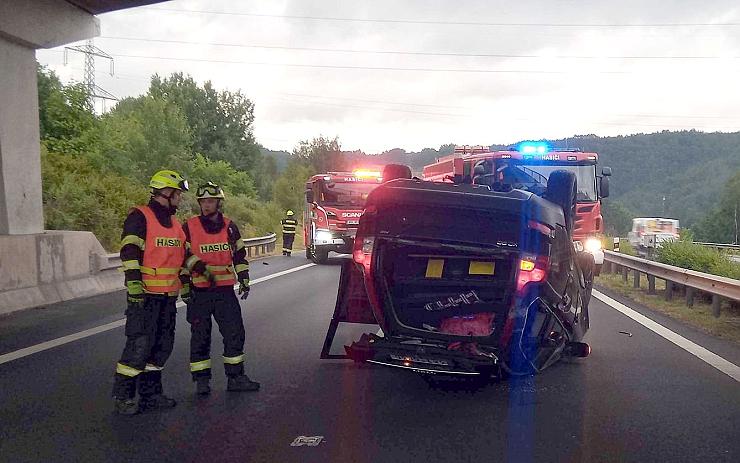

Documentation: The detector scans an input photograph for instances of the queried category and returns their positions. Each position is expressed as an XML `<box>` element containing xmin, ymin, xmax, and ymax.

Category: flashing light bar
<box><xmin>353</xmin><ymin>169</ymin><xmax>382</xmax><ymax>178</ymax></box>
<box><xmin>517</xmin><ymin>141</ymin><xmax>550</xmax><ymax>155</ymax></box>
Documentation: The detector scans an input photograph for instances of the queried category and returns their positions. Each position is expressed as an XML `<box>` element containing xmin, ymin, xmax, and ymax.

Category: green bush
<box><xmin>657</xmin><ymin>240</ymin><xmax>740</xmax><ymax>279</ymax></box>
<box><xmin>41</xmin><ymin>149</ymin><xmax>149</xmax><ymax>250</ymax></box>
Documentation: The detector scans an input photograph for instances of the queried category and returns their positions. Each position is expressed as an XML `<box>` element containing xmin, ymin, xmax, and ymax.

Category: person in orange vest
<box><xmin>182</xmin><ymin>182</ymin><xmax>260</xmax><ymax>395</ymax></box>
<box><xmin>113</xmin><ymin>170</ymin><xmax>203</xmax><ymax>415</ymax></box>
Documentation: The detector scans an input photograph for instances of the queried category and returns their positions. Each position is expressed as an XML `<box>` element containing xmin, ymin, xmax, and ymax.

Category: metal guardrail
<box><xmin>99</xmin><ymin>233</ymin><xmax>278</xmax><ymax>270</ymax></box>
<box><xmin>243</xmin><ymin>233</ymin><xmax>277</xmax><ymax>258</ymax></box>
<box><xmin>602</xmin><ymin>250</ymin><xmax>740</xmax><ymax>317</ymax></box>
<box><xmin>695</xmin><ymin>242</ymin><xmax>740</xmax><ymax>252</ymax></box>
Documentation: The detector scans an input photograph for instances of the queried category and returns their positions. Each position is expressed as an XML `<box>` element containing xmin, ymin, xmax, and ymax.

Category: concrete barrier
<box><xmin>0</xmin><ymin>231</ymin><xmax>120</xmax><ymax>316</ymax></box>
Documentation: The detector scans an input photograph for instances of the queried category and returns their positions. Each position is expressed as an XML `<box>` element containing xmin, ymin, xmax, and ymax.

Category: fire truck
<box><xmin>423</xmin><ymin>143</ymin><xmax>612</xmax><ymax>273</ymax></box>
<box><xmin>304</xmin><ymin>170</ymin><xmax>384</xmax><ymax>263</ymax></box>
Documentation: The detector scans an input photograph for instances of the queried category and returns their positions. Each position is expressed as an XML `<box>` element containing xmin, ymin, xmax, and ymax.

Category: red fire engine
<box><xmin>304</xmin><ymin>170</ymin><xmax>384</xmax><ymax>263</ymax></box>
<box><xmin>423</xmin><ymin>143</ymin><xmax>612</xmax><ymax>273</ymax></box>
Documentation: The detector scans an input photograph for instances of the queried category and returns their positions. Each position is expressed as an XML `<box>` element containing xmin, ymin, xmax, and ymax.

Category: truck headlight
<box><xmin>584</xmin><ymin>238</ymin><xmax>602</xmax><ymax>253</ymax></box>
<box><xmin>316</xmin><ymin>230</ymin><xmax>333</xmax><ymax>241</ymax></box>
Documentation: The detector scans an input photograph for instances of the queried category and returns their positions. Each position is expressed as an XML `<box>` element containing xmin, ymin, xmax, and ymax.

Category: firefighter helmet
<box><xmin>286</xmin><ymin>210</ymin><xmax>295</xmax><ymax>216</ymax></box>
<box><xmin>150</xmin><ymin>170</ymin><xmax>189</xmax><ymax>191</ymax></box>
<box><xmin>196</xmin><ymin>181</ymin><xmax>226</xmax><ymax>200</ymax></box>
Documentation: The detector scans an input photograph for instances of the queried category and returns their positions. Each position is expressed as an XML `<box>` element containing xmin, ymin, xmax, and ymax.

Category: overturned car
<box><xmin>321</xmin><ymin>171</ymin><xmax>594</xmax><ymax>377</ymax></box>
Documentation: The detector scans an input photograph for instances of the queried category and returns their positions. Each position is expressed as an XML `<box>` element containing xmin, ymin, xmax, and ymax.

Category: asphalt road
<box><xmin>0</xmin><ymin>254</ymin><xmax>738</xmax><ymax>463</ymax></box>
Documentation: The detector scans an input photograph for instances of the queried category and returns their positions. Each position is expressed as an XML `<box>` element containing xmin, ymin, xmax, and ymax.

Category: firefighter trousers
<box><xmin>187</xmin><ymin>290</ymin><xmax>246</xmax><ymax>380</ymax></box>
<box><xmin>112</xmin><ymin>294</ymin><xmax>177</xmax><ymax>399</ymax></box>
<box><xmin>282</xmin><ymin>233</ymin><xmax>295</xmax><ymax>255</ymax></box>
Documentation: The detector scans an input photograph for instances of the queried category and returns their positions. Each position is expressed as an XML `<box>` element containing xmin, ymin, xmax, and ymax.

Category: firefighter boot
<box><xmin>195</xmin><ymin>377</ymin><xmax>211</xmax><ymax>395</ymax></box>
<box><xmin>114</xmin><ymin>398</ymin><xmax>139</xmax><ymax>415</ymax></box>
<box><xmin>227</xmin><ymin>375</ymin><xmax>260</xmax><ymax>392</ymax></box>
<box><xmin>139</xmin><ymin>394</ymin><xmax>177</xmax><ymax>412</ymax></box>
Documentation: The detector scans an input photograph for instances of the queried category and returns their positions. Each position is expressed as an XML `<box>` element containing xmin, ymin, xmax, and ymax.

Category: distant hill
<box><xmin>548</xmin><ymin>131</ymin><xmax>740</xmax><ymax>227</ymax></box>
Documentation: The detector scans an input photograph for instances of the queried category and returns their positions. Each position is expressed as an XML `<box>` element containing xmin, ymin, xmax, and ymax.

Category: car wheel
<box><xmin>545</xmin><ymin>170</ymin><xmax>577</xmax><ymax>234</ymax></box>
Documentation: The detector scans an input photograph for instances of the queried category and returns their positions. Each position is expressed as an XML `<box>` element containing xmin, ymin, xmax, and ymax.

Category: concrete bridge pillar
<box><xmin>0</xmin><ymin>0</ymin><xmax>99</xmax><ymax>234</ymax></box>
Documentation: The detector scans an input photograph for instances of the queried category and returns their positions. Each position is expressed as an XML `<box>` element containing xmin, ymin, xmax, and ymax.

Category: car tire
<box><xmin>311</xmin><ymin>247</ymin><xmax>329</xmax><ymax>264</ymax></box>
<box><xmin>545</xmin><ymin>170</ymin><xmax>577</xmax><ymax>233</ymax></box>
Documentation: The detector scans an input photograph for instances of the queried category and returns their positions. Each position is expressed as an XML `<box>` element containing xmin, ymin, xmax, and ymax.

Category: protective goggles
<box><xmin>196</xmin><ymin>184</ymin><xmax>223</xmax><ymax>198</ymax></box>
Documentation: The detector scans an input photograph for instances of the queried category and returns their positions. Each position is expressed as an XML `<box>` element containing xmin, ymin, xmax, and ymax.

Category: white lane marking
<box><xmin>0</xmin><ymin>262</ymin><xmax>317</xmax><ymax>366</ymax></box>
<box><xmin>0</xmin><ymin>320</ymin><xmax>126</xmax><ymax>365</ymax></box>
<box><xmin>593</xmin><ymin>290</ymin><xmax>740</xmax><ymax>383</ymax></box>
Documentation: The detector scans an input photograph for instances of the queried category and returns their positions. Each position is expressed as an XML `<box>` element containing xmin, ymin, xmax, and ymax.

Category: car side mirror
<box><xmin>601</xmin><ymin>166</ymin><xmax>612</xmax><ymax>177</ymax></box>
<box><xmin>599</xmin><ymin>176</ymin><xmax>610</xmax><ymax>198</ymax></box>
<box><xmin>305</xmin><ymin>190</ymin><xmax>314</xmax><ymax>203</ymax></box>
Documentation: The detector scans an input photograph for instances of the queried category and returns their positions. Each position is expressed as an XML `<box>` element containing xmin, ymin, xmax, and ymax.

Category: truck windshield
<box><xmin>319</xmin><ymin>181</ymin><xmax>379</xmax><ymax>207</ymax></box>
<box><xmin>496</xmin><ymin>161</ymin><xmax>598</xmax><ymax>202</ymax></box>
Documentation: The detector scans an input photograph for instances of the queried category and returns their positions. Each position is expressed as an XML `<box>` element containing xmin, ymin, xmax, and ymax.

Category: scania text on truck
<box><xmin>423</xmin><ymin>143</ymin><xmax>612</xmax><ymax>274</ymax></box>
<box><xmin>304</xmin><ymin>170</ymin><xmax>384</xmax><ymax>263</ymax></box>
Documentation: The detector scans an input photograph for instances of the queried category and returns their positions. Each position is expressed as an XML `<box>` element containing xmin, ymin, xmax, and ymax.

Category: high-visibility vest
<box><xmin>282</xmin><ymin>218</ymin><xmax>297</xmax><ymax>234</ymax></box>
<box><xmin>137</xmin><ymin>206</ymin><xmax>186</xmax><ymax>294</ymax></box>
<box><xmin>187</xmin><ymin>216</ymin><xmax>237</xmax><ymax>288</ymax></box>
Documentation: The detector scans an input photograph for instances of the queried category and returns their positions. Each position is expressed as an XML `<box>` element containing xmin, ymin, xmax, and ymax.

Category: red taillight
<box><xmin>352</xmin><ymin>206</ymin><xmax>377</xmax><ymax>271</ymax></box>
<box><xmin>516</xmin><ymin>256</ymin><xmax>549</xmax><ymax>295</ymax></box>
<box><xmin>352</xmin><ymin>236</ymin><xmax>375</xmax><ymax>270</ymax></box>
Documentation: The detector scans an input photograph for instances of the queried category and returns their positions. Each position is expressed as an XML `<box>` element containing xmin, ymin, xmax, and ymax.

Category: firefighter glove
<box><xmin>238</xmin><ymin>281</ymin><xmax>250</xmax><ymax>300</ymax></box>
<box><xmin>126</xmin><ymin>280</ymin><xmax>145</xmax><ymax>308</ymax></box>
<box><xmin>180</xmin><ymin>283</ymin><xmax>192</xmax><ymax>305</ymax></box>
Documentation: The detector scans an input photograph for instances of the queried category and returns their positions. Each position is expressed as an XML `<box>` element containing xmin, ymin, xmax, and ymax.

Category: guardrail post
<box><xmin>712</xmin><ymin>295</ymin><xmax>722</xmax><ymax>318</ymax></box>
<box><xmin>247</xmin><ymin>247</ymin><xmax>252</xmax><ymax>258</ymax></box>
<box><xmin>647</xmin><ymin>275</ymin><xmax>656</xmax><ymax>295</ymax></box>
<box><xmin>665</xmin><ymin>280</ymin><xmax>674</xmax><ymax>301</ymax></box>
<box><xmin>686</xmin><ymin>287</ymin><xmax>695</xmax><ymax>308</ymax></box>
<box><xmin>633</xmin><ymin>270</ymin><xmax>640</xmax><ymax>288</ymax></box>
<box><xmin>622</xmin><ymin>266</ymin><xmax>628</xmax><ymax>283</ymax></box>
<box><xmin>603</xmin><ymin>261</ymin><xmax>611</xmax><ymax>274</ymax></box>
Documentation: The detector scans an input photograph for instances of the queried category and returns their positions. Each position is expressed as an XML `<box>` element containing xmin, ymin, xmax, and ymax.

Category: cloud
<box><xmin>36</xmin><ymin>0</ymin><xmax>740</xmax><ymax>152</ymax></box>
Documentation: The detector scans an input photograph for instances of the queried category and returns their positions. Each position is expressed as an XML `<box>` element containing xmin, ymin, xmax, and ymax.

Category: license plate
<box><xmin>347</xmin><ymin>220</ymin><xmax>359</xmax><ymax>225</ymax></box>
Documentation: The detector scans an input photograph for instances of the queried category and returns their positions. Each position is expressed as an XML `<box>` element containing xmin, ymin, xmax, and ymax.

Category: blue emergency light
<box><xmin>517</xmin><ymin>141</ymin><xmax>550</xmax><ymax>155</ymax></box>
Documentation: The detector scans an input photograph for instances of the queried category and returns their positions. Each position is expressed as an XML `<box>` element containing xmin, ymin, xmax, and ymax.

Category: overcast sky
<box><xmin>36</xmin><ymin>0</ymin><xmax>740</xmax><ymax>153</ymax></box>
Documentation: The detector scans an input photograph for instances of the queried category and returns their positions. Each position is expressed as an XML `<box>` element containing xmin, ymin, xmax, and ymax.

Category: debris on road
<box><xmin>290</xmin><ymin>436</ymin><xmax>324</xmax><ymax>447</ymax></box>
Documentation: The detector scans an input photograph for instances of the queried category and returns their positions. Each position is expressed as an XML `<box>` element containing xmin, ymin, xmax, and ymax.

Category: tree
<box><xmin>149</xmin><ymin>73</ymin><xmax>261</xmax><ymax>172</ymax></box>
<box><xmin>94</xmin><ymin>95</ymin><xmax>193</xmax><ymax>183</ymax></box>
<box><xmin>272</xmin><ymin>159</ymin><xmax>314</xmax><ymax>214</ymax></box>
<box><xmin>37</xmin><ymin>65</ymin><xmax>99</xmax><ymax>156</ymax></box>
<box><xmin>293</xmin><ymin>136</ymin><xmax>343</xmax><ymax>173</ymax></box>
<box><xmin>602</xmin><ymin>200</ymin><xmax>634</xmax><ymax>236</ymax></box>
<box><xmin>694</xmin><ymin>171</ymin><xmax>740</xmax><ymax>243</ymax></box>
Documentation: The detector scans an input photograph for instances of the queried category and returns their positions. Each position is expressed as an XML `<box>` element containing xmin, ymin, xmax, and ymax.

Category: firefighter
<box><xmin>281</xmin><ymin>210</ymin><xmax>298</xmax><ymax>256</ymax></box>
<box><xmin>182</xmin><ymin>182</ymin><xmax>260</xmax><ymax>395</ymax></box>
<box><xmin>113</xmin><ymin>170</ymin><xmax>196</xmax><ymax>415</ymax></box>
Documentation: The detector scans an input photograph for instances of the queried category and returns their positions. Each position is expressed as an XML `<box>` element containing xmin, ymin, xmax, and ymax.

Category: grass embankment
<box><xmin>596</xmin><ymin>272</ymin><xmax>740</xmax><ymax>344</ymax></box>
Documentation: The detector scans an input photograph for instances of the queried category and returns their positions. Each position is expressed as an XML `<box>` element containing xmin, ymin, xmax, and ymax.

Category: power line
<box><xmin>99</xmin><ymin>35</ymin><xmax>740</xmax><ymax>60</ymax></box>
<box><xmin>277</xmin><ymin>92</ymin><xmax>470</xmax><ymax>110</ymax></box>
<box><xmin>108</xmin><ymin>52</ymin><xmax>628</xmax><ymax>74</ymax></box>
<box><xmin>147</xmin><ymin>7</ymin><xmax>740</xmax><ymax>28</ymax></box>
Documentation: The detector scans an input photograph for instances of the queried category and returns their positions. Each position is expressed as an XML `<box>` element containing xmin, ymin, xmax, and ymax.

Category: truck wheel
<box><xmin>545</xmin><ymin>170</ymin><xmax>577</xmax><ymax>233</ymax></box>
<box><xmin>314</xmin><ymin>249</ymin><xmax>329</xmax><ymax>264</ymax></box>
